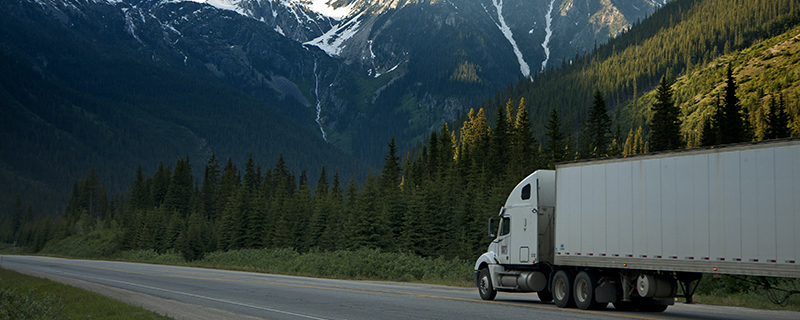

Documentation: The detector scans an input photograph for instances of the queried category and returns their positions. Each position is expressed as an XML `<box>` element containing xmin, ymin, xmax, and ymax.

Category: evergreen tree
<box><xmin>130</xmin><ymin>164</ymin><xmax>151</xmax><ymax>211</ymax></box>
<box><xmin>460</xmin><ymin>108</ymin><xmax>491</xmax><ymax>152</ymax></box>
<box><xmin>649</xmin><ymin>76</ymin><xmax>682</xmax><ymax>152</ymax></box>
<box><xmin>544</xmin><ymin>108</ymin><xmax>565</xmax><ymax>168</ymax></box>
<box><xmin>178</xmin><ymin>212</ymin><xmax>208</xmax><ymax>261</ymax></box>
<box><xmin>152</xmin><ymin>162</ymin><xmax>171</xmax><ymax>206</ymax></box>
<box><xmin>163</xmin><ymin>156</ymin><xmax>193</xmax><ymax>217</ymax></box>
<box><xmin>585</xmin><ymin>90</ymin><xmax>613</xmax><ymax>158</ymax></box>
<box><xmin>719</xmin><ymin>65</ymin><xmax>749</xmax><ymax>144</ymax></box>
<box><xmin>766</xmin><ymin>94</ymin><xmax>791</xmax><ymax>139</ymax></box>
<box><xmin>509</xmin><ymin>98</ymin><xmax>538</xmax><ymax>179</ymax></box>
<box><xmin>378</xmin><ymin>139</ymin><xmax>405</xmax><ymax>246</ymax></box>
<box><xmin>243</xmin><ymin>153</ymin><xmax>260</xmax><ymax>192</ymax></box>
<box><xmin>380</xmin><ymin>138</ymin><xmax>402</xmax><ymax>190</ymax></box>
<box><xmin>199</xmin><ymin>154</ymin><xmax>220</xmax><ymax>220</ymax></box>
<box><xmin>701</xmin><ymin>94</ymin><xmax>724</xmax><ymax>146</ymax></box>
<box><xmin>491</xmin><ymin>102</ymin><xmax>511</xmax><ymax>176</ymax></box>
<box><xmin>217</xmin><ymin>158</ymin><xmax>239</xmax><ymax>221</ymax></box>
<box><xmin>348</xmin><ymin>175</ymin><xmax>390</xmax><ymax>250</ymax></box>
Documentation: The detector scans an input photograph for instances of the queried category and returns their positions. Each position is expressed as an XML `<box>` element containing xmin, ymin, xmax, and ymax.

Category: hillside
<box><xmin>485</xmin><ymin>0</ymin><xmax>800</xmax><ymax>143</ymax></box>
<box><xmin>0</xmin><ymin>0</ymin><xmax>667</xmax><ymax>216</ymax></box>
<box><xmin>0</xmin><ymin>0</ymin><xmax>366</xmax><ymax>215</ymax></box>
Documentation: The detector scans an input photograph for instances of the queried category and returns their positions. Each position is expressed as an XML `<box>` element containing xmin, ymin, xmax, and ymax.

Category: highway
<box><xmin>1</xmin><ymin>255</ymin><xmax>798</xmax><ymax>320</ymax></box>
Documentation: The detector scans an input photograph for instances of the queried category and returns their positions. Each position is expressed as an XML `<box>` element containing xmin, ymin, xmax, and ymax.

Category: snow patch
<box><xmin>274</xmin><ymin>24</ymin><xmax>285</xmax><ymax>36</ymax></box>
<box><xmin>188</xmin><ymin>0</ymin><xmax>245</xmax><ymax>15</ymax></box>
<box><xmin>313</xmin><ymin>61</ymin><xmax>328</xmax><ymax>141</ymax></box>
<box><xmin>487</xmin><ymin>0</ymin><xmax>530</xmax><ymax>79</ymax></box>
<box><xmin>303</xmin><ymin>13</ymin><xmax>363</xmax><ymax>56</ymax></box>
<box><xmin>540</xmin><ymin>0</ymin><xmax>555</xmax><ymax>72</ymax></box>
<box><xmin>306</xmin><ymin>0</ymin><xmax>354</xmax><ymax>20</ymax></box>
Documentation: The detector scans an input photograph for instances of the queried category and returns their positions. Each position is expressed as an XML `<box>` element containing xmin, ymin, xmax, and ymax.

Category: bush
<box><xmin>0</xmin><ymin>285</ymin><xmax>64</xmax><ymax>320</ymax></box>
<box><xmin>195</xmin><ymin>248</ymin><xmax>473</xmax><ymax>284</ymax></box>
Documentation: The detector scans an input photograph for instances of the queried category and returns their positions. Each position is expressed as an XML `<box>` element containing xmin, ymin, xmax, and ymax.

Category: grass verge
<box><xmin>0</xmin><ymin>267</ymin><xmax>172</xmax><ymax>320</ymax></box>
<box><xmin>112</xmin><ymin>248</ymin><xmax>475</xmax><ymax>287</ymax></box>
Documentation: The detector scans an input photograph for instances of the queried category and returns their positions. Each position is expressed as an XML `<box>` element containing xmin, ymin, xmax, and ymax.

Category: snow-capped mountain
<box><xmin>7</xmin><ymin>0</ymin><xmax>668</xmax><ymax>166</ymax></box>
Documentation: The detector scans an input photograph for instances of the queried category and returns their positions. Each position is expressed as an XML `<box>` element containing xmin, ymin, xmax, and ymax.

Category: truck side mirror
<box><xmin>488</xmin><ymin>217</ymin><xmax>497</xmax><ymax>238</ymax></box>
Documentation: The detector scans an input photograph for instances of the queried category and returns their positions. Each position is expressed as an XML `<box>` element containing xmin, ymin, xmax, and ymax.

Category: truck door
<box><xmin>496</xmin><ymin>216</ymin><xmax>512</xmax><ymax>263</ymax></box>
<box><xmin>506</xmin><ymin>204</ymin><xmax>536</xmax><ymax>264</ymax></box>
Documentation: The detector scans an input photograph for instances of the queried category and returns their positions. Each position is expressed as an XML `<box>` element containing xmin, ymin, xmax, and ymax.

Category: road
<box><xmin>1</xmin><ymin>255</ymin><xmax>798</xmax><ymax>320</ymax></box>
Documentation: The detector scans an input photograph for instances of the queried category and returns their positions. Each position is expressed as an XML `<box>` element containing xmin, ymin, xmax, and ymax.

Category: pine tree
<box><xmin>766</xmin><ymin>94</ymin><xmax>791</xmax><ymax>139</ymax></box>
<box><xmin>380</xmin><ymin>138</ymin><xmax>402</xmax><ymax>190</ymax></box>
<box><xmin>544</xmin><ymin>108</ymin><xmax>565</xmax><ymax>168</ymax></box>
<box><xmin>152</xmin><ymin>162</ymin><xmax>171</xmax><ymax>206</ymax></box>
<box><xmin>178</xmin><ymin>211</ymin><xmax>208</xmax><ymax>261</ymax></box>
<box><xmin>585</xmin><ymin>90</ymin><xmax>613</xmax><ymax>158</ymax></box>
<box><xmin>130</xmin><ymin>164</ymin><xmax>151</xmax><ymax>211</ymax></box>
<box><xmin>199</xmin><ymin>154</ymin><xmax>220</xmax><ymax>220</ymax></box>
<box><xmin>649</xmin><ymin>76</ymin><xmax>682</xmax><ymax>152</ymax></box>
<box><xmin>243</xmin><ymin>153</ymin><xmax>260</xmax><ymax>192</ymax></box>
<box><xmin>491</xmin><ymin>101</ymin><xmax>511</xmax><ymax>176</ymax></box>
<box><xmin>460</xmin><ymin>108</ymin><xmax>491</xmax><ymax>152</ymax></box>
<box><xmin>163</xmin><ymin>156</ymin><xmax>193</xmax><ymax>217</ymax></box>
<box><xmin>509</xmin><ymin>98</ymin><xmax>538</xmax><ymax>179</ymax></box>
<box><xmin>701</xmin><ymin>94</ymin><xmax>724</xmax><ymax>146</ymax></box>
<box><xmin>378</xmin><ymin>138</ymin><xmax>405</xmax><ymax>246</ymax></box>
<box><xmin>217</xmin><ymin>158</ymin><xmax>239</xmax><ymax>221</ymax></box>
<box><xmin>719</xmin><ymin>65</ymin><xmax>749</xmax><ymax>144</ymax></box>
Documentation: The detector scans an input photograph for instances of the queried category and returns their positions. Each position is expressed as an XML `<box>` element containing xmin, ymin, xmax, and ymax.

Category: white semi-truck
<box><xmin>474</xmin><ymin>138</ymin><xmax>800</xmax><ymax>311</ymax></box>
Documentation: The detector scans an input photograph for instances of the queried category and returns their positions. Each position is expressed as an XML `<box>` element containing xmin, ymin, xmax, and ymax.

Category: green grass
<box><xmin>691</xmin><ymin>292</ymin><xmax>800</xmax><ymax>312</ymax></box>
<box><xmin>111</xmin><ymin>248</ymin><xmax>474</xmax><ymax>287</ymax></box>
<box><xmin>679</xmin><ymin>274</ymin><xmax>800</xmax><ymax>311</ymax></box>
<box><xmin>0</xmin><ymin>267</ymin><xmax>172</xmax><ymax>320</ymax></box>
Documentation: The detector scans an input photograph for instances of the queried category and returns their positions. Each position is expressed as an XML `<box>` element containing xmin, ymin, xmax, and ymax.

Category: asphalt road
<box><xmin>1</xmin><ymin>255</ymin><xmax>798</xmax><ymax>320</ymax></box>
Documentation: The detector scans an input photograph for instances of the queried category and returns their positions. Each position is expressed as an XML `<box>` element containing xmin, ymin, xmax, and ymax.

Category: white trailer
<box><xmin>474</xmin><ymin>138</ymin><xmax>800</xmax><ymax>311</ymax></box>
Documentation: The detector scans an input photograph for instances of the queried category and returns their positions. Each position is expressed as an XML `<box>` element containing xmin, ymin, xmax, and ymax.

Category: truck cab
<box><xmin>474</xmin><ymin>170</ymin><xmax>556</xmax><ymax>300</ymax></box>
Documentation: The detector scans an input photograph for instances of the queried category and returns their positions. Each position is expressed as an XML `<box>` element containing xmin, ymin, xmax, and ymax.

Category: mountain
<box><xmin>481</xmin><ymin>0</ymin><xmax>800</xmax><ymax>148</ymax></box>
<box><xmin>0</xmin><ymin>0</ymin><xmax>666</xmax><ymax>215</ymax></box>
<box><xmin>0</xmin><ymin>0</ymin><xmax>365</xmax><ymax>215</ymax></box>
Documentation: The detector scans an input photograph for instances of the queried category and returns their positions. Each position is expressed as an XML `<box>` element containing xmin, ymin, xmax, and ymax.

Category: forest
<box><xmin>3</xmin><ymin>0</ymin><xmax>800</xmax><ymax>265</ymax></box>
<box><xmin>3</xmin><ymin>59</ymin><xmax>797</xmax><ymax>262</ymax></box>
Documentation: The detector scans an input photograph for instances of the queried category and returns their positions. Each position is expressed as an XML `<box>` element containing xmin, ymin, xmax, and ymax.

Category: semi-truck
<box><xmin>474</xmin><ymin>138</ymin><xmax>800</xmax><ymax>311</ymax></box>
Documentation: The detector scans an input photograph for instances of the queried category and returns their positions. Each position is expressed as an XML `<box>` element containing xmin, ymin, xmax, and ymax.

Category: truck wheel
<box><xmin>552</xmin><ymin>270</ymin><xmax>575</xmax><ymax>308</ymax></box>
<box><xmin>537</xmin><ymin>289</ymin><xmax>553</xmax><ymax>302</ymax></box>
<box><xmin>477</xmin><ymin>268</ymin><xmax>497</xmax><ymax>300</ymax></box>
<box><xmin>573</xmin><ymin>271</ymin><xmax>607</xmax><ymax>310</ymax></box>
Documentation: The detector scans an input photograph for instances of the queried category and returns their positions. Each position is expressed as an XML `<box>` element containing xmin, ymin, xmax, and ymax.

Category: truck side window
<box><xmin>500</xmin><ymin>217</ymin><xmax>511</xmax><ymax>236</ymax></box>
<box><xmin>521</xmin><ymin>184</ymin><xmax>531</xmax><ymax>200</ymax></box>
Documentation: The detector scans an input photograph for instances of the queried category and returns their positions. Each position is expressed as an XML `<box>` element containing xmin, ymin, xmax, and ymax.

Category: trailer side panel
<box><xmin>554</xmin><ymin>140</ymin><xmax>800</xmax><ymax>278</ymax></box>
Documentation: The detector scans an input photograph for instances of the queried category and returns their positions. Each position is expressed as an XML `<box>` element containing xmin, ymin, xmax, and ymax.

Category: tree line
<box><xmin>5</xmin><ymin>62</ymin><xmax>795</xmax><ymax>262</ymax></box>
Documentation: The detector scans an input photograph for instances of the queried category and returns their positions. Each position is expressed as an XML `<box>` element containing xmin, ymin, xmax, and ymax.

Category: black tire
<box><xmin>537</xmin><ymin>289</ymin><xmax>553</xmax><ymax>303</ymax></box>
<box><xmin>477</xmin><ymin>268</ymin><xmax>497</xmax><ymax>300</ymax></box>
<box><xmin>573</xmin><ymin>271</ymin><xmax>607</xmax><ymax>310</ymax></box>
<box><xmin>552</xmin><ymin>270</ymin><xmax>576</xmax><ymax>308</ymax></box>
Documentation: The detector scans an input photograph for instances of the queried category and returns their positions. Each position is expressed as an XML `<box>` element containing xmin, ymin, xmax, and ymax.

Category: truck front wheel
<box><xmin>552</xmin><ymin>270</ymin><xmax>576</xmax><ymax>308</ymax></box>
<box><xmin>478</xmin><ymin>268</ymin><xmax>497</xmax><ymax>300</ymax></box>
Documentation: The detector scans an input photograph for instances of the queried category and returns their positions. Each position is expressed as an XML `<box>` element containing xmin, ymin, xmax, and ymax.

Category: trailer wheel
<box><xmin>573</xmin><ymin>271</ymin><xmax>607</xmax><ymax>310</ymax></box>
<box><xmin>552</xmin><ymin>270</ymin><xmax>575</xmax><ymax>308</ymax></box>
<box><xmin>477</xmin><ymin>268</ymin><xmax>497</xmax><ymax>300</ymax></box>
